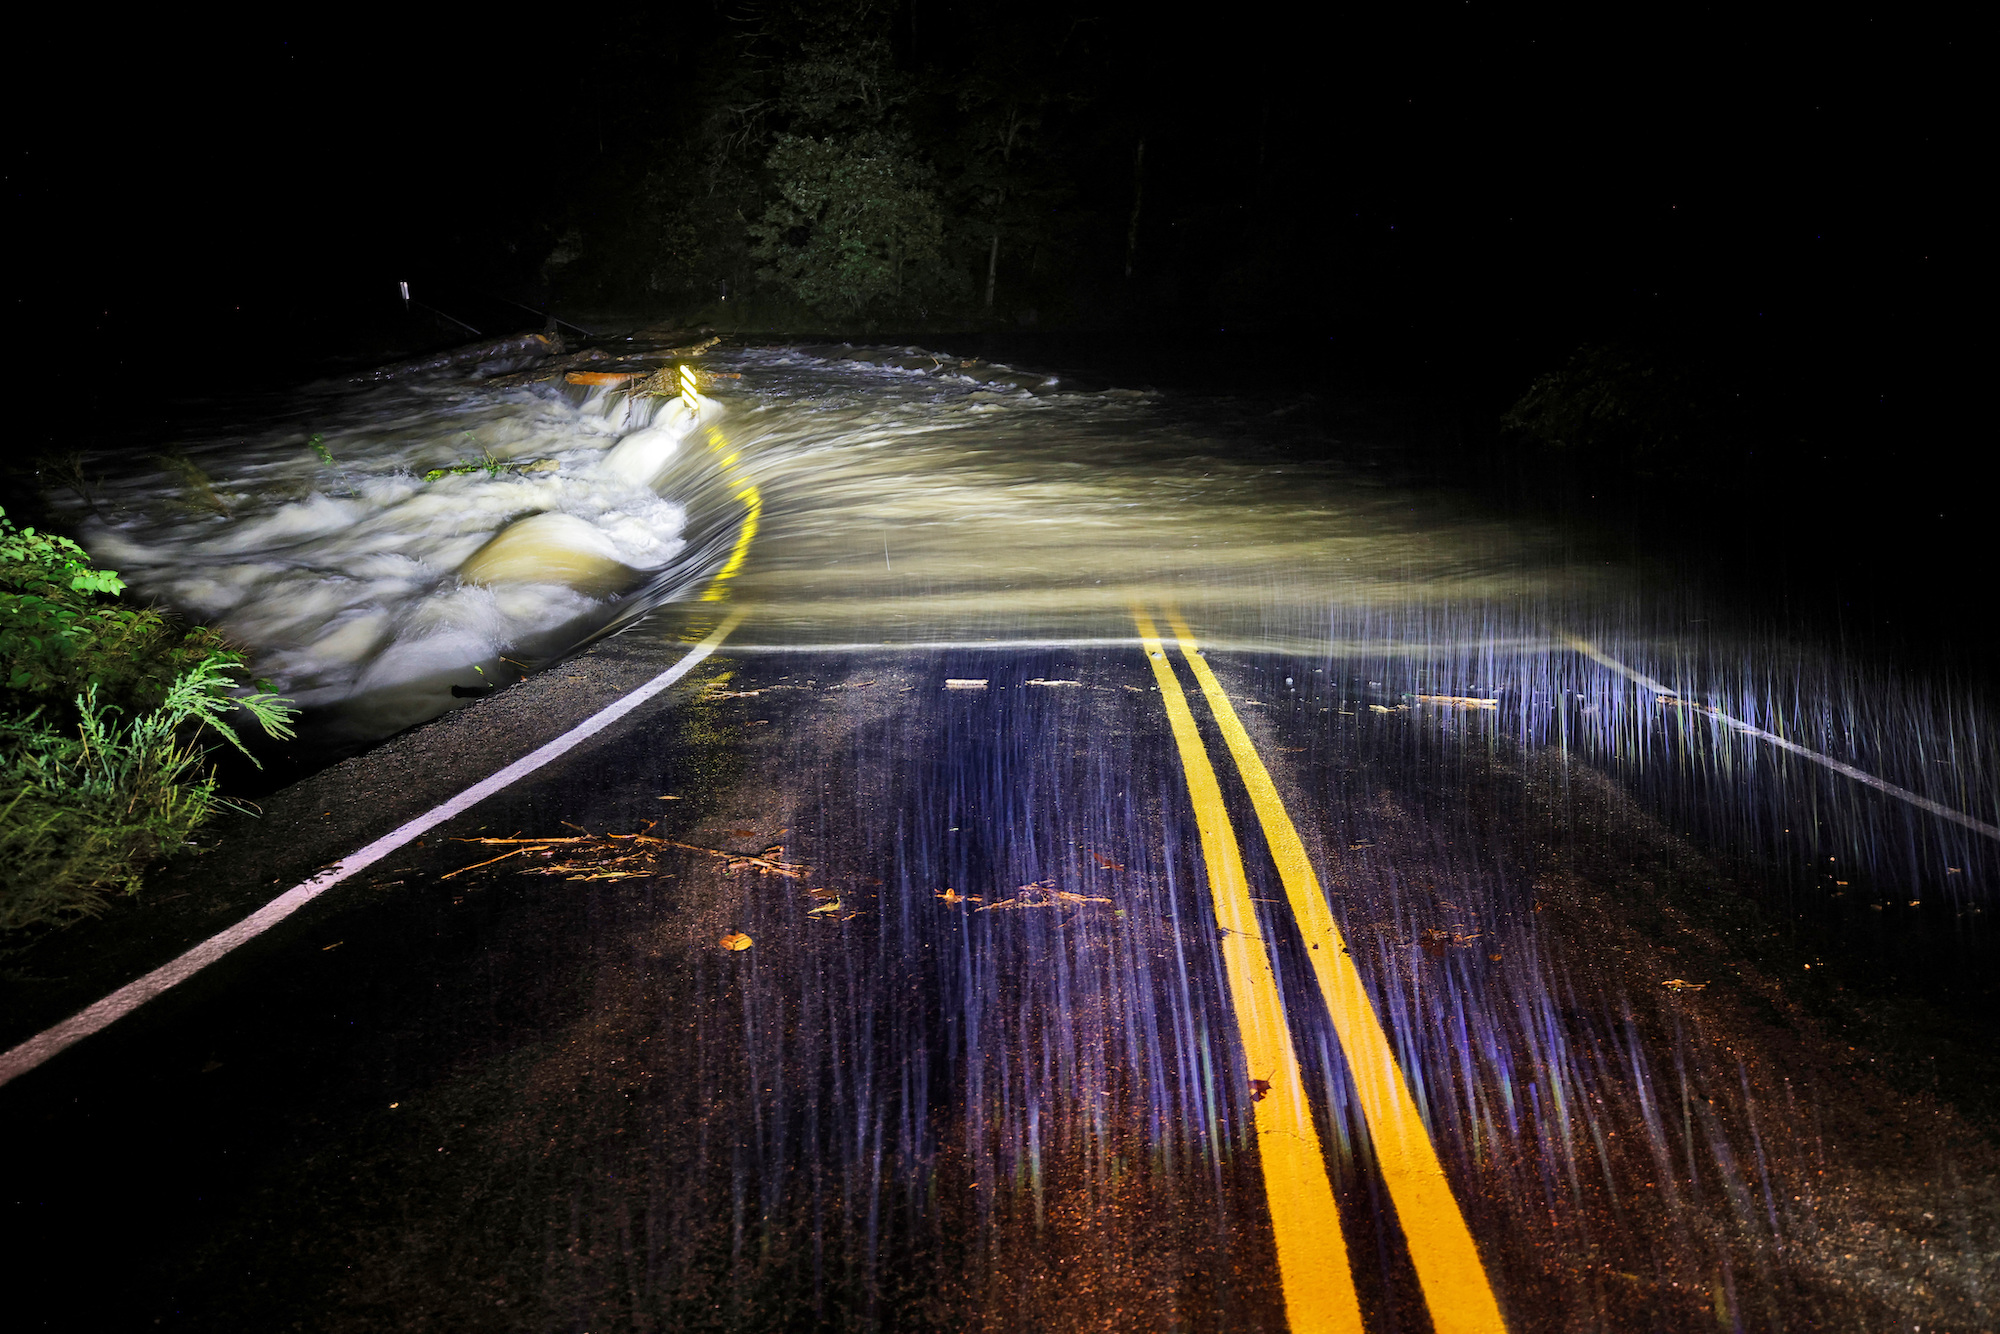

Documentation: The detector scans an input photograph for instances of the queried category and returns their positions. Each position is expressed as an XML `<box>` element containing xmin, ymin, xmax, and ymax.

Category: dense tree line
<box><xmin>528</xmin><ymin>2</ymin><xmax>1272</xmax><ymax>326</ymax></box>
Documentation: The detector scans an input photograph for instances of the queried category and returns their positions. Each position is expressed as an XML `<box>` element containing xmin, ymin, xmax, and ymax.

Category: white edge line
<box><xmin>1684</xmin><ymin>708</ymin><xmax>2000</xmax><ymax>840</ymax></box>
<box><xmin>1565</xmin><ymin>632</ymin><xmax>2000</xmax><ymax>843</ymax></box>
<box><xmin>0</xmin><ymin>614</ymin><xmax>743</xmax><ymax>1090</ymax></box>
<box><xmin>1562</xmin><ymin>632</ymin><xmax>1678</xmax><ymax>696</ymax></box>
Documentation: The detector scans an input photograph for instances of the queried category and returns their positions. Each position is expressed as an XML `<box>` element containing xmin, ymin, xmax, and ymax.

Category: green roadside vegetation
<box><xmin>0</xmin><ymin>507</ymin><xmax>295</xmax><ymax>932</ymax></box>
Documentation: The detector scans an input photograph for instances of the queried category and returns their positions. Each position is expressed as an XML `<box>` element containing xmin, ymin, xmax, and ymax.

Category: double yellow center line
<box><xmin>1133</xmin><ymin>607</ymin><xmax>1505</xmax><ymax>1334</ymax></box>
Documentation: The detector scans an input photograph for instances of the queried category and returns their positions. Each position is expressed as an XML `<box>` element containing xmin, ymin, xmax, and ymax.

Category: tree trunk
<box><xmin>985</xmin><ymin>233</ymin><xmax>1000</xmax><ymax>310</ymax></box>
<box><xmin>1124</xmin><ymin>138</ymin><xmax>1146</xmax><ymax>280</ymax></box>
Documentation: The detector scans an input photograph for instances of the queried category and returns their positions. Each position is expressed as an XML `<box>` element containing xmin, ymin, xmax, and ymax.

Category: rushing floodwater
<box><xmin>55</xmin><ymin>334</ymin><xmax>1997</xmax><ymax>902</ymax></box>
<box><xmin>21</xmin><ymin>333</ymin><xmax>1998</xmax><ymax>1330</ymax></box>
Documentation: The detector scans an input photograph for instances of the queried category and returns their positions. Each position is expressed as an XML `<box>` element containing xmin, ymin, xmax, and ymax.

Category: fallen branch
<box><xmin>445</xmin><ymin>822</ymin><xmax>808</xmax><ymax>881</ymax></box>
<box><xmin>441</xmin><ymin>847</ymin><xmax>531</xmax><ymax>879</ymax></box>
<box><xmin>662</xmin><ymin>841</ymin><xmax>809</xmax><ymax>878</ymax></box>
<box><xmin>976</xmin><ymin>880</ymin><xmax>1113</xmax><ymax>911</ymax></box>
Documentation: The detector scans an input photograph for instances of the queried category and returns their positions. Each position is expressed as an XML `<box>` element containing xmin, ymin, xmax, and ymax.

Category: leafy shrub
<box><xmin>748</xmin><ymin>132</ymin><xmax>952</xmax><ymax>316</ymax></box>
<box><xmin>1</xmin><ymin>506</ymin><xmax>296</xmax><ymax>930</ymax></box>
<box><xmin>2</xmin><ymin>506</ymin><xmax>247</xmax><ymax>725</ymax></box>
<box><xmin>1502</xmin><ymin>342</ymin><xmax>1719</xmax><ymax>473</ymax></box>
<box><xmin>0</xmin><ymin>664</ymin><xmax>294</xmax><ymax>929</ymax></box>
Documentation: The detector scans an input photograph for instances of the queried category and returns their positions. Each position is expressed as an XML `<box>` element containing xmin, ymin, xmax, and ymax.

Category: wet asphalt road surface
<box><xmin>4</xmin><ymin>610</ymin><xmax>1997</xmax><ymax>1332</ymax></box>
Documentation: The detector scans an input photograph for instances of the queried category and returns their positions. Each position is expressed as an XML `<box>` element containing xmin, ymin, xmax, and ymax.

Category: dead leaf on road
<box><xmin>720</xmin><ymin>933</ymin><xmax>754</xmax><ymax>951</ymax></box>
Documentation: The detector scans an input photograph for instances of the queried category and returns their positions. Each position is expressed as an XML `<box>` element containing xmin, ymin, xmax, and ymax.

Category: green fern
<box><xmin>2</xmin><ymin>507</ymin><xmax>300</xmax><ymax>930</ymax></box>
<box><xmin>0</xmin><ymin>658</ymin><xmax>298</xmax><ymax>930</ymax></box>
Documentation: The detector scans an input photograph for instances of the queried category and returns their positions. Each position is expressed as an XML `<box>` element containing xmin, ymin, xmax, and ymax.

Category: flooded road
<box><xmin>4</xmin><ymin>338</ymin><xmax>1996</xmax><ymax>1330</ymax></box>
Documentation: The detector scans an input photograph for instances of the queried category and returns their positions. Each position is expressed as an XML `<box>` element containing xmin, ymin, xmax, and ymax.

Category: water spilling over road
<box><xmin>73</xmin><ymin>336</ymin><xmax>1995</xmax><ymax>894</ymax></box>
<box><xmin>19</xmin><ymin>333</ymin><xmax>1996</xmax><ymax>1331</ymax></box>
<box><xmin>66</xmin><ymin>337</ymin><xmax>1594</xmax><ymax>742</ymax></box>
<box><xmin>68</xmin><ymin>373</ymin><xmax>702</xmax><ymax>742</ymax></box>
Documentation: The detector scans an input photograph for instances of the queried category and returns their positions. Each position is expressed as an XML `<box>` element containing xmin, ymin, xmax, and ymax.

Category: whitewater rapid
<box><xmin>71</xmin><ymin>362</ymin><xmax>706</xmax><ymax>745</ymax></box>
<box><xmin>57</xmin><ymin>337</ymin><xmax>1136</xmax><ymax>748</ymax></box>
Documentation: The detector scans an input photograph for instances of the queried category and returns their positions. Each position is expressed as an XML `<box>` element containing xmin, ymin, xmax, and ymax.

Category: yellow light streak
<box><xmin>700</xmin><ymin>424</ymin><xmax>761</xmax><ymax>602</ymax></box>
<box><xmin>1133</xmin><ymin>607</ymin><xmax>1364</xmax><ymax>1334</ymax></box>
<box><xmin>1165</xmin><ymin>610</ymin><xmax>1506</xmax><ymax>1334</ymax></box>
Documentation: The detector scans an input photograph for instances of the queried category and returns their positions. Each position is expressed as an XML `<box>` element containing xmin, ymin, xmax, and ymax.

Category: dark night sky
<box><xmin>7</xmin><ymin>7</ymin><xmax>1975</xmax><ymax>475</ymax></box>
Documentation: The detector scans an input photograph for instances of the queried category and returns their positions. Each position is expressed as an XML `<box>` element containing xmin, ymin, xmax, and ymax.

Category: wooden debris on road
<box><xmin>976</xmin><ymin>879</ymin><xmax>1113</xmax><ymax>912</ymax></box>
<box><xmin>674</xmin><ymin>840</ymin><xmax>807</xmax><ymax>877</ymax></box>
<box><xmin>440</xmin><ymin>847</ymin><xmax>534</xmax><ymax>879</ymax></box>
<box><xmin>450</xmin><ymin>822</ymin><xmax>808</xmax><ymax>881</ymax></box>
<box><xmin>1417</xmin><ymin>926</ymin><xmax>1483</xmax><ymax>955</ymax></box>
<box><xmin>566</xmin><ymin>370</ymin><xmax>647</xmax><ymax>386</ymax></box>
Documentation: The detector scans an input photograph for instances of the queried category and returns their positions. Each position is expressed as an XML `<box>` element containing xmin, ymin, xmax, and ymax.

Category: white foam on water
<box><xmin>72</xmin><ymin>378</ymin><xmax>703</xmax><ymax>741</ymax></box>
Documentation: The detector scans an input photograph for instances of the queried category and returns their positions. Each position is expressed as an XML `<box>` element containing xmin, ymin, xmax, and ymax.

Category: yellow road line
<box><xmin>1133</xmin><ymin>608</ymin><xmax>1364</xmax><ymax>1334</ymax></box>
<box><xmin>701</xmin><ymin>422</ymin><xmax>761</xmax><ymax>601</ymax></box>
<box><xmin>1165</xmin><ymin>610</ymin><xmax>1506</xmax><ymax>1334</ymax></box>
